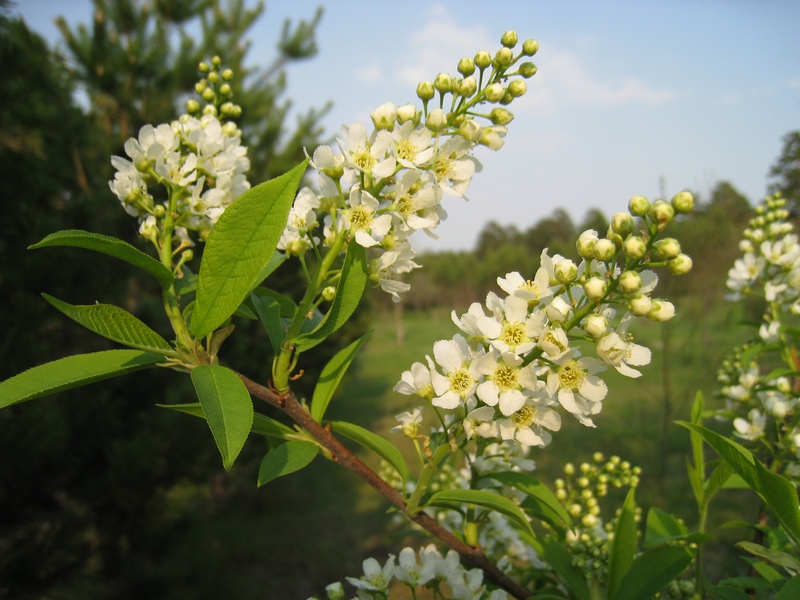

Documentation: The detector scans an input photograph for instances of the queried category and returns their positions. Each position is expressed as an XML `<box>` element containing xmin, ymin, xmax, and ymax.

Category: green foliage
<box><xmin>426</xmin><ymin>488</ymin><xmax>535</xmax><ymax>538</ymax></box>
<box><xmin>258</xmin><ymin>440</ymin><xmax>320</xmax><ymax>486</ymax></box>
<box><xmin>769</xmin><ymin>130</ymin><xmax>800</xmax><ymax>210</ymax></box>
<box><xmin>311</xmin><ymin>332</ymin><xmax>372</xmax><ymax>423</ymax></box>
<box><xmin>329</xmin><ymin>421</ymin><xmax>408</xmax><ymax>484</ymax></box>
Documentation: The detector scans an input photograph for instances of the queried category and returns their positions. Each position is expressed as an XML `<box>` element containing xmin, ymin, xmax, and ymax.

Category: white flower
<box><xmin>393</xmin><ymin>547</ymin><xmax>435</xmax><ymax>586</ymax></box>
<box><xmin>474</xmin><ymin>351</ymin><xmax>537</xmax><ymax>416</ymax></box>
<box><xmin>463</xmin><ymin>405</ymin><xmax>499</xmax><ymax>439</ymax></box>
<box><xmin>497</xmin><ymin>400</ymin><xmax>561</xmax><ymax>447</ymax></box>
<box><xmin>338</xmin><ymin>122</ymin><xmax>396</xmax><ymax>179</ymax></box>
<box><xmin>427</xmin><ymin>136</ymin><xmax>480</xmax><ymax>197</ymax></box>
<box><xmin>733</xmin><ymin>409</ymin><xmax>766</xmax><ymax>441</ymax></box>
<box><xmin>394</xmin><ymin>357</ymin><xmax>435</xmax><ymax>400</ymax></box>
<box><xmin>389</xmin><ymin>169</ymin><xmax>443</xmax><ymax>236</ymax></box>
<box><xmin>392</xmin><ymin>122</ymin><xmax>434</xmax><ymax>168</ymax></box>
<box><xmin>369</xmin><ymin>241</ymin><xmax>420</xmax><ymax>301</ymax></box>
<box><xmin>342</xmin><ymin>187</ymin><xmax>392</xmax><ymax>248</ymax></box>
<box><xmin>430</xmin><ymin>334</ymin><xmax>482</xmax><ymax>409</ymax></box>
<box><xmin>124</xmin><ymin>122</ymin><xmax>178</xmax><ymax>166</ymax></box>
<box><xmin>391</xmin><ymin>407</ymin><xmax>424</xmax><ymax>437</ymax></box>
<box><xmin>546</xmin><ymin>351</ymin><xmax>607</xmax><ymax>427</ymax></box>
<box><xmin>497</xmin><ymin>269</ymin><xmax>553</xmax><ymax>306</ymax></box>
<box><xmin>595</xmin><ymin>324</ymin><xmax>651</xmax><ymax>378</ymax></box>
<box><xmin>759</xmin><ymin>320</ymin><xmax>781</xmax><ymax>343</ymax></box>
<box><xmin>480</xmin><ymin>293</ymin><xmax>546</xmax><ymax>355</ymax></box>
<box><xmin>345</xmin><ymin>555</ymin><xmax>396</xmax><ymax>592</ymax></box>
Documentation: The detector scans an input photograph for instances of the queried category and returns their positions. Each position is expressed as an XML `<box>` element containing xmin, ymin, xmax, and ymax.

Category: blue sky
<box><xmin>18</xmin><ymin>0</ymin><xmax>800</xmax><ymax>251</ymax></box>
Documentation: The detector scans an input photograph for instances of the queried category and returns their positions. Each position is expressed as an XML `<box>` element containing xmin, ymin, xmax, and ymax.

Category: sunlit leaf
<box><xmin>258</xmin><ymin>440</ymin><xmax>319</xmax><ymax>486</ymax></box>
<box><xmin>311</xmin><ymin>332</ymin><xmax>371</xmax><ymax>422</ymax></box>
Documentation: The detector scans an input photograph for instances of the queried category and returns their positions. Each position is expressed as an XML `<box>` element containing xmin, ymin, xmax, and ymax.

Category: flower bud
<box><xmin>325</xmin><ymin>581</ymin><xmax>345</xmax><ymax>600</ymax></box>
<box><xmin>554</xmin><ymin>259</ymin><xmax>578</xmax><ymax>284</ymax></box>
<box><xmin>186</xmin><ymin>99</ymin><xmax>200</xmax><ymax>114</ymax></box>
<box><xmin>480</xmin><ymin>127</ymin><xmax>506</xmax><ymax>150</ymax></box>
<box><xmin>153</xmin><ymin>204</ymin><xmax>166</xmax><ymax>218</ymax></box>
<box><xmin>628</xmin><ymin>195</ymin><xmax>650</xmax><ymax>217</ymax></box>
<box><xmin>648</xmin><ymin>200</ymin><xmax>675</xmax><ymax>227</ymax></box>
<box><xmin>211</xmin><ymin>55</ymin><xmax>221</xmax><ymax>67</ymax></box>
<box><xmin>219</xmin><ymin>83</ymin><xmax>231</xmax><ymax>96</ymax></box>
<box><xmin>396</xmin><ymin>103</ymin><xmax>418</xmax><ymax>124</ymax></box>
<box><xmin>611</xmin><ymin>212</ymin><xmax>634</xmax><ymax>237</ymax></box>
<box><xmin>220</xmin><ymin>101</ymin><xmax>236</xmax><ymax>116</ymax></box>
<box><xmin>652</xmin><ymin>237</ymin><xmax>681</xmax><ymax>260</ymax></box>
<box><xmin>207</xmin><ymin>71</ymin><xmax>220</xmax><ymax>84</ymax></box>
<box><xmin>499</xmin><ymin>91</ymin><xmax>514</xmax><ymax>106</ymax></box>
<box><xmin>594</xmin><ymin>238</ymin><xmax>616</xmax><ymax>262</ymax></box>
<box><xmin>584</xmin><ymin>276</ymin><xmax>608</xmax><ymax>300</ymax></box>
<box><xmin>426</xmin><ymin>108</ymin><xmax>447</xmax><ymax>132</ymax></box>
<box><xmin>457</xmin><ymin>76</ymin><xmax>477</xmax><ymax>97</ymax></box>
<box><xmin>458</xmin><ymin>118</ymin><xmax>482</xmax><ymax>142</ymax></box>
<box><xmin>202</xmin><ymin>87</ymin><xmax>216</xmax><ymax>102</ymax></box>
<box><xmin>370</xmin><ymin>101</ymin><xmax>397</xmax><ymax>131</ymax></box>
<box><xmin>416</xmin><ymin>81</ymin><xmax>435</xmax><ymax>101</ymax></box>
<box><xmin>622</xmin><ymin>235</ymin><xmax>647</xmax><ymax>260</ymax></box>
<box><xmin>518</xmin><ymin>61</ymin><xmax>538</xmax><ymax>78</ymax></box>
<box><xmin>629</xmin><ymin>294</ymin><xmax>652</xmax><ymax>316</ymax></box>
<box><xmin>221</xmin><ymin>68</ymin><xmax>233</xmax><ymax>80</ymax></box>
<box><xmin>508</xmin><ymin>79</ymin><xmax>527</xmax><ymax>98</ymax></box>
<box><xmin>321</xmin><ymin>286</ymin><xmax>337</xmax><ymax>302</ymax></box>
<box><xmin>584</xmin><ymin>313</ymin><xmax>608</xmax><ymax>338</ymax></box>
<box><xmin>198</xmin><ymin>61</ymin><xmax>210</xmax><ymax>73</ymax></box>
<box><xmin>667</xmin><ymin>253</ymin><xmax>693</xmax><ymax>275</ymax></box>
<box><xmin>202</xmin><ymin>104</ymin><xmax>217</xmax><ymax>116</ymax></box>
<box><xmin>456</xmin><ymin>56</ymin><xmax>476</xmax><ymax>76</ymax></box>
<box><xmin>618</xmin><ymin>270</ymin><xmax>642</xmax><ymax>293</ymax></box>
<box><xmin>546</xmin><ymin>296</ymin><xmax>572</xmax><ymax>323</ymax></box>
<box><xmin>489</xmin><ymin>107</ymin><xmax>514</xmax><ymax>126</ymax></box>
<box><xmin>671</xmin><ymin>191</ymin><xmax>694</xmax><ymax>214</ymax></box>
<box><xmin>474</xmin><ymin>50</ymin><xmax>492</xmax><ymax>69</ymax></box>
<box><xmin>576</xmin><ymin>229</ymin><xmax>599</xmax><ymax>259</ymax></box>
<box><xmin>494</xmin><ymin>47</ymin><xmax>514</xmax><ymax>68</ymax></box>
<box><xmin>501</xmin><ymin>30</ymin><xmax>519</xmax><ymax>48</ymax></box>
<box><xmin>522</xmin><ymin>39</ymin><xmax>539</xmax><ymax>56</ymax></box>
<box><xmin>648</xmin><ymin>299</ymin><xmax>675</xmax><ymax>322</ymax></box>
<box><xmin>434</xmin><ymin>73</ymin><xmax>452</xmax><ymax>93</ymax></box>
<box><xmin>484</xmin><ymin>82</ymin><xmax>505</xmax><ymax>102</ymax></box>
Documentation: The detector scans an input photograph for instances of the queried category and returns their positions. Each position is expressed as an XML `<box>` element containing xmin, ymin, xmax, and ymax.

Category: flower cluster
<box><xmin>716</xmin><ymin>193</ymin><xmax>800</xmax><ymax>477</ymax></box>
<box><xmin>395</xmin><ymin>193</ymin><xmax>694</xmax><ymax>447</ymax></box>
<box><xmin>309</xmin><ymin>544</ymin><xmax>510</xmax><ymax>600</ymax></box>
<box><xmin>108</xmin><ymin>57</ymin><xmax>250</xmax><ymax>247</ymax></box>
<box><xmin>279</xmin><ymin>31</ymin><xmax>539</xmax><ymax>300</ymax></box>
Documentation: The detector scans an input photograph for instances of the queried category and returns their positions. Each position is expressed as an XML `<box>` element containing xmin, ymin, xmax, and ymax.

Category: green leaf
<box><xmin>776</xmin><ymin>574</ymin><xmax>800</xmax><ymax>599</ymax></box>
<box><xmin>329</xmin><ymin>421</ymin><xmax>408</xmax><ymax>483</ymax></box>
<box><xmin>258</xmin><ymin>440</ymin><xmax>319</xmax><ymax>486</ymax></box>
<box><xmin>644</xmin><ymin>507</ymin><xmax>687</xmax><ymax>547</ymax></box>
<box><xmin>250</xmin><ymin>290</ymin><xmax>285</xmax><ymax>355</ymax></box>
<box><xmin>707</xmin><ymin>585</ymin><xmax>759</xmax><ymax>600</ymax></box>
<box><xmin>30</xmin><ymin>229</ymin><xmax>173</xmax><ymax>287</ymax></box>
<box><xmin>191</xmin><ymin>159</ymin><xmax>309</xmax><ymax>339</ymax></box>
<box><xmin>190</xmin><ymin>365</ymin><xmax>254</xmax><ymax>470</ymax></box>
<box><xmin>42</xmin><ymin>294</ymin><xmax>173</xmax><ymax>354</ymax></box>
<box><xmin>295</xmin><ymin>243</ymin><xmax>367</xmax><ymax>351</ymax></box>
<box><xmin>156</xmin><ymin>402</ymin><xmax>294</xmax><ymax>442</ymax></box>
<box><xmin>607</xmin><ymin>487</ymin><xmax>637</xmax><ymax>599</ymax></box>
<box><xmin>249</xmin><ymin>250</ymin><xmax>287</xmax><ymax>291</ymax></box>
<box><xmin>737</xmin><ymin>541</ymin><xmax>800</xmax><ymax>573</ymax></box>
<box><xmin>704</xmin><ymin>461</ymin><xmax>735</xmax><ymax>507</ymax></box>
<box><xmin>526</xmin><ymin>537</ymin><xmax>591</xmax><ymax>600</ymax></box>
<box><xmin>678</xmin><ymin>422</ymin><xmax>800</xmax><ymax>546</ymax></box>
<box><xmin>746</xmin><ymin>556</ymin><xmax>786</xmax><ymax>591</ymax></box>
<box><xmin>482</xmin><ymin>471</ymin><xmax>572</xmax><ymax>530</ymax></box>
<box><xmin>426</xmin><ymin>488</ymin><xmax>534</xmax><ymax>538</ymax></box>
<box><xmin>614</xmin><ymin>545</ymin><xmax>694</xmax><ymax>600</ymax></box>
<box><xmin>0</xmin><ymin>350</ymin><xmax>163</xmax><ymax>408</ymax></box>
<box><xmin>311</xmin><ymin>332</ymin><xmax>371</xmax><ymax>422</ymax></box>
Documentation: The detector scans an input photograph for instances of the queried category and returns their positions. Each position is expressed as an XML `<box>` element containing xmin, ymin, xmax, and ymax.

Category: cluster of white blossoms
<box><xmin>108</xmin><ymin>57</ymin><xmax>250</xmax><ymax>245</ymax></box>
<box><xmin>279</xmin><ymin>31</ymin><xmax>539</xmax><ymax>301</ymax></box>
<box><xmin>716</xmin><ymin>193</ymin><xmax>800</xmax><ymax>475</ymax></box>
<box><xmin>395</xmin><ymin>192</ymin><xmax>695</xmax><ymax>447</ymax></box>
<box><xmin>308</xmin><ymin>545</ymin><xmax>510</xmax><ymax>600</ymax></box>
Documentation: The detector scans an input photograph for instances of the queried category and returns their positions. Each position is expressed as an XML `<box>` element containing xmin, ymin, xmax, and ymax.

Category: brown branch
<box><xmin>237</xmin><ymin>372</ymin><xmax>533</xmax><ymax>600</ymax></box>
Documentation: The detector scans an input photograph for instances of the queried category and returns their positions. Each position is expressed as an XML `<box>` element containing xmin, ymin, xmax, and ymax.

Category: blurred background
<box><xmin>1</xmin><ymin>0</ymin><xmax>799</xmax><ymax>598</ymax></box>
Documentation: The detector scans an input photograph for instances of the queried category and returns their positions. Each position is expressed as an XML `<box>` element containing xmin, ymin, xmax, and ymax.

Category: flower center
<box><xmin>396</xmin><ymin>193</ymin><xmax>416</xmax><ymax>216</ymax></box>
<box><xmin>449</xmin><ymin>368</ymin><xmax>472</xmax><ymax>393</ymax></box>
<box><xmin>396</xmin><ymin>140</ymin><xmax>417</xmax><ymax>162</ymax></box>
<box><xmin>349</xmin><ymin>206</ymin><xmax>373</xmax><ymax>230</ymax></box>
<box><xmin>512</xmin><ymin>405</ymin><xmax>536</xmax><ymax>428</ymax></box>
<box><xmin>494</xmin><ymin>365</ymin><xmax>518</xmax><ymax>390</ymax></box>
<box><xmin>353</xmin><ymin>147</ymin><xmax>376</xmax><ymax>171</ymax></box>
<box><xmin>559</xmin><ymin>360</ymin><xmax>585</xmax><ymax>390</ymax></box>
<box><xmin>432</xmin><ymin>156</ymin><xmax>453</xmax><ymax>181</ymax></box>
<box><xmin>501</xmin><ymin>322</ymin><xmax>526</xmax><ymax>347</ymax></box>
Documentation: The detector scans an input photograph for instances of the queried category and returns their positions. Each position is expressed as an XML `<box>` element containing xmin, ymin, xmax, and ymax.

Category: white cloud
<box><xmin>353</xmin><ymin>63</ymin><xmax>383</xmax><ymax>84</ymax></box>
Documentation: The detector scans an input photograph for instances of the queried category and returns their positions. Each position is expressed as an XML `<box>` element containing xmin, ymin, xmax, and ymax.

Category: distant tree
<box><xmin>578</xmin><ymin>207</ymin><xmax>609</xmax><ymax>236</ymax></box>
<box><xmin>475</xmin><ymin>220</ymin><xmax>522</xmax><ymax>259</ymax></box>
<box><xmin>769</xmin><ymin>130</ymin><xmax>800</xmax><ymax>210</ymax></box>
<box><xmin>523</xmin><ymin>207</ymin><xmax>576</xmax><ymax>259</ymax></box>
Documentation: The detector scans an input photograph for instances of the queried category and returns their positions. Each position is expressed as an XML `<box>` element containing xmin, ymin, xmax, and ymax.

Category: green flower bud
<box><xmin>648</xmin><ymin>299</ymin><xmax>675</xmax><ymax>322</ymax></box>
<box><xmin>198</xmin><ymin>61</ymin><xmax>210</xmax><ymax>72</ymax></box>
<box><xmin>426</xmin><ymin>108</ymin><xmax>447</xmax><ymax>132</ymax></box>
<box><xmin>416</xmin><ymin>81</ymin><xmax>435</xmax><ymax>101</ymax></box>
<box><xmin>321</xmin><ymin>286</ymin><xmax>337</xmax><ymax>302</ymax></box>
<box><xmin>628</xmin><ymin>195</ymin><xmax>650</xmax><ymax>216</ymax></box>
<box><xmin>396</xmin><ymin>103</ymin><xmax>418</xmax><ymax>124</ymax></box>
<box><xmin>480</xmin><ymin>127</ymin><xmax>506</xmax><ymax>150</ymax></box>
<box><xmin>219</xmin><ymin>83</ymin><xmax>231</xmax><ymax>96</ymax></box>
<box><xmin>474</xmin><ymin>50</ymin><xmax>492</xmax><ymax>69</ymax></box>
<box><xmin>202</xmin><ymin>104</ymin><xmax>217</xmax><ymax>116</ymax></box>
<box><xmin>499</xmin><ymin>91</ymin><xmax>514</xmax><ymax>105</ymax></box>
<box><xmin>459</xmin><ymin>118</ymin><xmax>483</xmax><ymax>142</ymax></box>
<box><xmin>325</xmin><ymin>581</ymin><xmax>345</xmax><ymax>600</ymax></box>
<box><xmin>181</xmin><ymin>249</ymin><xmax>194</xmax><ymax>262</ymax></box>
<box><xmin>434</xmin><ymin>72</ymin><xmax>452</xmax><ymax>93</ymax></box>
<box><xmin>501</xmin><ymin>30</ymin><xmax>519</xmax><ymax>48</ymax></box>
<box><xmin>221</xmin><ymin>68</ymin><xmax>233</xmax><ymax>80</ymax></box>
<box><xmin>518</xmin><ymin>61</ymin><xmax>538</xmax><ymax>78</ymax></box>
<box><xmin>370</xmin><ymin>101</ymin><xmax>397</xmax><ymax>131</ymax></box>
<box><xmin>484</xmin><ymin>82</ymin><xmax>505</xmax><ymax>102</ymax></box>
<box><xmin>153</xmin><ymin>205</ymin><xmax>166</xmax><ymax>218</ymax></box>
<box><xmin>195</xmin><ymin>80</ymin><xmax>207</xmax><ymax>94</ymax></box>
<box><xmin>207</xmin><ymin>71</ymin><xmax>220</xmax><ymax>84</ymax></box>
<box><xmin>629</xmin><ymin>294</ymin><xmax>652</xmax><ymax>316</ymax></box>
<box><xmin>622</xmin><ymin>235</ymin><xmax>647</xmax><ymax>259</ymax></box>
<box><xmin>671</xmin><ymin>190</ymin><xmax>694</xmax><ymax>214</ymax></box>
<box><xmin>202</xmin><ymin>87</ymin><xmax>216</xmax><ymax>102</ymax></box>
<box><xmin>564</xmin><ymin>463</ymin><xmax>575</xmax><ymax>475</ymax></box>
<box><xmin>618</xmin><ymin>270</ymin><xmax>642</xmax><ymax>293</ymax></box>
<box><xmin>185</xmin><ymin>99</ymin><xmax>200</xmax><ymax>114</ymax></box>
<box><xmin>584</xmin><ymin>276</ymin><xmax>608</xmax><ymax>300</ymax></box>
<box><xmin>457</xmin><ymin>76</ymin><xmax>477</xmax><ymax>97</ymax></box>
<box><xmin>576</xmin><ymin>230</ymin><xmax>599</xmax><ymax>259</ymax></box>
<box><xmin>584</xmin><ymin>313</ymin><xmax>608</xmax><ymax>338</ymax></box>
<box><xmin>457</xmin><ymin>57</ymin><xmax>476</xmax><ymax>76</ymax></box>
<box><xmin>594</xmin><ymin>238</ymin><xmax>616</xmax><ymax>261</ymax></box>
<box><xmin>508</xmin><ymin>79</ymin><xmax>527</xmax><ymax>97</ymax></box>
<box><xmin>648</xmin><ymin>200</ymin><xmax>675</xmax><ymax>227</ymax></box>
<box><xmin>489</xmin><ymin>107</ymin><xmax>514</xmax><ymax>125</ymax></box>
<box><xmin>653</xmin><ymin>237</ymin><xmax>681</xmax><ymax>260</ymax></box>
<box><xmin>494</xmin><ymin>47</ymin><xmax>514</xmax><ymax>68</ymax></box>
<box><xmin>667</xmin><ymin>253</ymin><xmax>693</xmax><ymax>275</ymax></box>
<box><xmin>610</xmin><ymin>212</ymin><xmax>634</xmax><ymax>237</ymax></box>
<box><xmin>211</xmin><ymin>55</ymin><xmax>221</xmax><ymax>67</ymax></box>
<box><xmin>554</xmin><ymin>259</ymin><xmax>578</xmax><ymax>283</ymax></box>
<box><xmin>522</xmin><ymin>39</ymin><xmax>539</xmax><ymax>56</ymax></box>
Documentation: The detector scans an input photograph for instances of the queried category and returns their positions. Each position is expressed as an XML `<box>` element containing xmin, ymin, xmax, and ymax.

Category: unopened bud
<box><xmin>370</xmin><ymin>101</ymin><xmax>397</xmax><ymax>131</ymax></box>
<box><xmin>623</xmin><ymin>235</ymin><xmax>647</xmax><ymax>260</ymax></box>
<box><xmin>457</xmin><ymin>76</ymin><xmax>477</xmax><ymax>97</ymax></box>
<box><xmin>484</xmin><ymin>82</ymin><xmax>505</xmax><ymax>102</ymax></box>
<box><xmin>195</xmin><ymin>80</ymin><xmax>207</xmax><ymax>94</ymax></box>
<box><xmin>207</xmin><ymin>71</ymin><xmax>220</xmax><ymax>84</ymax></box>
<box><xmin>611</xmin><ymin>212</ymin><xmax>634</xmax><ymax>237</ymax></box>
<box><xmin>522</xmin><ymin>39</ymin><xmax>539</xmax><ymax>56</ymax></box>
<box><xmin>594</xmin><ymin>238</ymin><xmax>616</xmax><ymax>262</ymax></box>
<box><xmin>416</xmin><ymin>81</ymin><xmax>435</xmax><ymax>101</ymax></box>
<box><xmin>494</xmin><ymin>47</ymin><xmax>514</xmax><ymax>68</ymax></box>
<box><xmin>426</xmin><ymin>108</ymin><xmax>447</xmax><ymax>132</ymax></box>
<box><xmin>653</xmin><ymin>237</ymin><xmax>681</xmax><ymax>260</ymax></box>
<box><xmin>501</xmin><ymin>30</ymin><xmax>519</xmax><ymax>48</ymax></box>
<box><xmin>396</xmin><ymin>103</ymin><xmax>418</xmax><ymax>124</ymax></box>
<box><xmin>671</xmin><ymin>191</ymin><xmax>694</xmax><ymax>214</ymax></box>
<box><xmin>434</xmin><ymin>73</ymin><xmax>452</xmax><ymax>93</ymax></box>
<box><xmin>198</xmin><ymin>61</ymin><xmax>210</xmax><ymax>73</ymax></box>
<box><xmin>668</xmin><ymin>253</ymin><xmax>693</xmax><ymax>275</ymax></box>
<box><xmin>629</xmin><ymin>294</ymin><xmax>652</xmax><ymax>316</ymax></box>
<box><xmin>584</xmin><ymin>276</ymin><xmax>608</xmax><ymax>300</ymax></box>
<box><xmin>648</xmin><ymin>299</ymin><xmax>675</xmax><ymax>322</ymax></box>
<box><xmin>186</xmin><ymin>99</ymin><xmax>200</xmax><ymax>114</ymax></box>
<box><xmin>480</xmin><ymin>127</ymin><xmax>506</xmax><ymax>150</ymax></box>
<box><xmin>489</xmin><ymin>107</ymin><xmax>514</xmax><ymax>126</ymax></box>
<box><xmin>584</xmin><ymin>313</ymin><xmax>608</xmax><ymax>338</ymax></box>
<box><xmin>459</xmin><ymin>118</ymin><xmax>483</xmax><ymax>142</ymax></box>
<box><xmin>576</xmin><ymin>230</ymin><xmax>599</xmax><ymax>259</ymax></box>
<box><xmin>321</xmin><ymin>286</ymin><xmax>337</xmax><ymax>302</ymax></box>
<box><xmin>202</xmin><ymin>87</ymin><xmax>215</xmax><ymax>102</ymax></box>
<box><xmin>554</xmin><ymin>259</ymin><xmax>578</xmax><ymax>284</ymax></box>
<box><xmin>508</xmin><ymin>79</ymin><xmax>527</xmax><ymax>98</ymax></box>
<box><xmin>458</xmin><ymin>57</ymin><xmax>476</xmax><ymax>76</ymax></box>
<box><xmin>211</xmin><ymin>55</ymin><xmax>221</xmax><ymax>67</ymax></box>
<box><xmin>518</xmin><ymin>62</ymin><xmax>538</xmax><ymax>78</ymax></box>
<box><xmin>648</xmin><ymin>200</ymin><xmax>675</xmax><ymax>227</ymax></box>
<box><xmin>474</xmin><ymin>50</ymin><xmax>492</xmax><ymax>69</ymax></box>
<box><xmin>618</xmin><ymin>271</ymin><xmax>642</xmax><ymax>293</ymax></box>
<box><xmin>628</xmin><ymin>195</ymin><xmax>650</xmax><ymax>217</ymax></box>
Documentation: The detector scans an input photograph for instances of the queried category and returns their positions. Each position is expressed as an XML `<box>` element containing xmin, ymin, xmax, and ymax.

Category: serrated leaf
<box><xmin>483</xmin><ymin>471</ymin><xmax>571</xmax><ymax>530</ymax></box>
<box><xmin>30</xmin><ymin>229</ymin><xmax>173</xmax><ymax>287</ymax></box>
<box><xmin>607</xmin><ymin>487</ymin><xmax>637</xmax><ymax>599</ymax></box>
<box><xmin>257</xmin><ymin>440</ymin><xmax>319</xmax><ymax>486</ymax></box>
<box><xmin>156</xmin><ymin>402</ymin><xmax>294</xmax><ymax>442</ymax></box>
<box><xmin>427</xmin><ymin>488</ymin><xmax>533</xmax><ymax>538</ymax></box>
<box><xmin>42</xmin><ymin>294</ymin><xmax>174</xmax><ymax>354</ymax></box>
<box><xmin>250</xmin><ymin>290</ymin><xmax>286</xmax><ymax>355</ymax></box>
<box><xmin>704</xmin><ymin>461</ymin><xmax>735</xmax><ymax>507</ymax></box>
<box><xmin>191</xmin><ymin>159</ymin><xmax>309</xmax><ymax>339</ymax></box>
<box><xmin>737</xmin><ymin>541</ymin><xmax>800</xmax><ymax>573</ymax></box>
<box><xmin>0</xmin><ymin>350</ymin><xmax>163</xmax><ymax>408</ymax></box>
<box><xmin>330</xmin><ymin>420</ymin><xmax>407</xmax><ymax>483</ymax></box>
<box><xmin>190</xmin><ymin>365</ymin><xmax>254</xmax><ymax>470</ymax></box>
<box><xmin>295</xmin><ymin>243</ymin><xmax>367</xmax><ymax>351</ymax></box>
<box><xmin>615</xmin><ymin>545</ymin><xmax>694</xmax><ymax>600</ymax></box>
<box><xmin>311</xmin><ymin>332</ymin><xmax>371</xmax><ymax>422</ymax></box>
<box><xmin>776</xmin><ymin>574</ymin><xmax>800</xmax><ymax>599</ymax></box>
<box><xmin>249</xmin><ymin>250</ymin><xmax>287</xmax><ymax>291</ymax></box>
